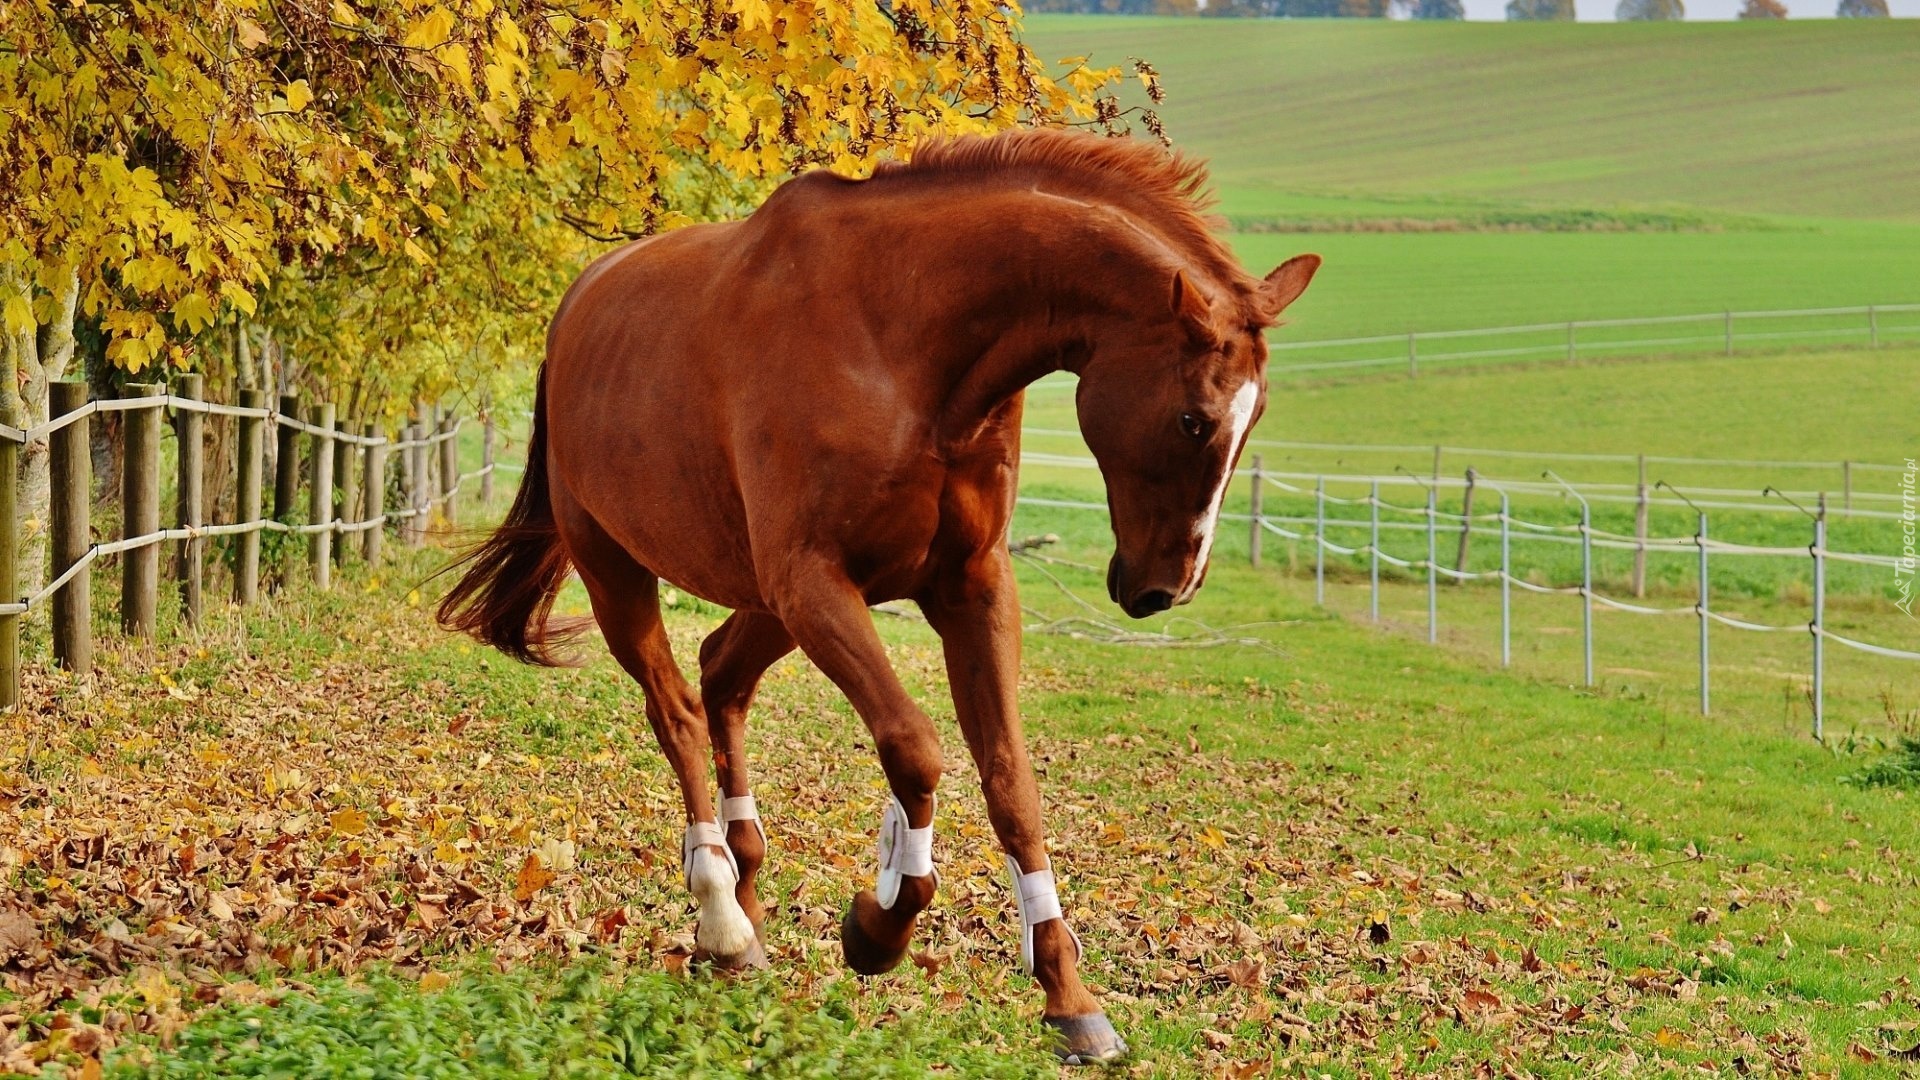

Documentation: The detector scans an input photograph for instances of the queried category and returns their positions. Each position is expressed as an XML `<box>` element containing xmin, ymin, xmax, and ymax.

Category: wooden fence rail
<box><xmin>0</xmin><ymin>383</ymin><xmax>501</xmax><ymax>706</ymax></box>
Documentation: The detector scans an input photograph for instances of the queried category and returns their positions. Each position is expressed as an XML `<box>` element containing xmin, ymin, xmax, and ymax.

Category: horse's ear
<box><xmin>1171</xmin><ymin>269</ymin><xmax>1220</xmax><ymax>347</ymax></box>
<box><xmin>1259</xmin><ymin>254</ymin><xmax>1321</xmax><ymax>324</ymax></box>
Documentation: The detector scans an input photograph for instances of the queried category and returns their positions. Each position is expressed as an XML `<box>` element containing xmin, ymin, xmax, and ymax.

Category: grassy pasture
<box><xmin>1024</xmin><ymin>17</ymin><xmax>1920</xmax><ymax>223</ymax></box>
<box><xmin>6</xmin><ymin>500</ymin><xmax>1919</xmax><ymax>1078</ymax></box>
<box><xmin>1023</xmin><ymin>17</ymin><xmax>1920</xmax><ymax>344</ymax></box>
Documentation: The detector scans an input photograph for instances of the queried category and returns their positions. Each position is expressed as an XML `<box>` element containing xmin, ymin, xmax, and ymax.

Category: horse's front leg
<box><xmin>771</xmin><ymin>569</ymin><xmax>943</xmax><ymax>976</ymax></box>
<box><xmin>921</xmin><ymin>554</ymin><xmax>1127</xmax><ymax>1066</ymax></box>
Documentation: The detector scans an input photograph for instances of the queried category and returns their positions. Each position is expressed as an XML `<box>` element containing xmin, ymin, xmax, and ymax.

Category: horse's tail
<box><xmin>435</xmin><ymin>366</ymin><xmax>584</xmax><ymax>666</ymax></box>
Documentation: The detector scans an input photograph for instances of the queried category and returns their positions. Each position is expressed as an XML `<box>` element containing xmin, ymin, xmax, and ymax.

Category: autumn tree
<box><xmin>1506</xmin><ymin>0</ymin><xmax>1578</xmax><ymax>19</ymax></box>
<box><xmin>1738</xmin><ymin>0</ymin><xmax>1788</xmax><ymax>16</ymax></box>
<box><xmin>0</xmin><ymin>0</ymin><xmax>1122</xmax><ymax>587</ymax></box>
<box><xmin>1617</xmin><ymin>0</ymin><xmax>1684</xmax><ymax>18</ymax></box>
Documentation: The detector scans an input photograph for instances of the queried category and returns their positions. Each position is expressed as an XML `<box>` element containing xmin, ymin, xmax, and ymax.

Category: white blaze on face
<box><xmin>1178</xmin><ymin>380</ymin><xmax>1260</xmax><ymax>604</ymax></box>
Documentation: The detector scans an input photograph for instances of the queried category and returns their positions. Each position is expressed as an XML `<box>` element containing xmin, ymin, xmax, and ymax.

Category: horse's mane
<box><xmin>870</xmin><ymin>129</ymin><xmax>1266</xmax><ymax>322</ymax></box>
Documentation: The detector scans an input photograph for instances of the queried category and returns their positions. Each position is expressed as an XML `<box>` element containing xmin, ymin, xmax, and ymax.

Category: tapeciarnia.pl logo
<box><xmin>1898</xmin><ymin>457</ymin><xmax>1916</xmax><ymax>618</ymax></box>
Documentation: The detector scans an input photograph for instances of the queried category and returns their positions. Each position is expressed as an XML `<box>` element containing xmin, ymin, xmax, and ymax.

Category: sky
<box><xmin>1459</xmin><ymin>0</ymin><xmax>1918</xmax><ymax>14</ymax></box>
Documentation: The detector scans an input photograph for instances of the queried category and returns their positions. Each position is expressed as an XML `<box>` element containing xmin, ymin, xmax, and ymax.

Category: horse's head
<box><xmin>1078</xmin><ymin>254</ymin><xmax>1320</xmax><ymax>619</ymax></box>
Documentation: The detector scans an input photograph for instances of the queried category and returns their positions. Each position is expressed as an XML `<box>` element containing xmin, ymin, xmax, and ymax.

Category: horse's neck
<box><xmin>925</xmin><ymin>199</ymin><xmax>1152</xmax><ymax>449</ymax></box>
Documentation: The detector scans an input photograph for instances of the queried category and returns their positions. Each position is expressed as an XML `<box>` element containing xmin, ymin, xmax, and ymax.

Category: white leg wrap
<box><xmin>721</xmin><ymin>794</ymin><xmax>765</xmax><ymax>849</ymax></box>
<box><xmin>683</xmin><ymin>820</ymin><xmax>754</xmax><ymax>958</ymax></box>
<box><xmin>1006</xmin><ymin>855</ymin><xmax>1082</xmax><ymax>977</ymax></box>
<box><xmin>875</xmin><ymin>795</ymin><xmax>936</xmax><ymax>910</ymax></box>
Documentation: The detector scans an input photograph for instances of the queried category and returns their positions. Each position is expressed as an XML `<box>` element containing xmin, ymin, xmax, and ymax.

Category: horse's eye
<box><xmin>1179</xmin><ymin>413</ymin><xmax>1207</xmax><ymax>439</ymax></box>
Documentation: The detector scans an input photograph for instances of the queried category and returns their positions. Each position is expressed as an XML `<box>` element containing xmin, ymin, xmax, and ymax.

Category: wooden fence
<box><xmin>0</xmin><ymin>380</ymin><xmax>500</xmax><ymax>707</ymax></box>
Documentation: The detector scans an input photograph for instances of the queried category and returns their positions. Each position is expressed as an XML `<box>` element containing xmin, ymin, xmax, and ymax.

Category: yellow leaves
<box><xmin>513</xmin><ymin>853</ymin><xmax>556</xmax><ymax>901</ymax></box>
<box><xmin>330</xmin><ymin>807</ymin><xmax>371</xmax><ymax>835</ymax></box>
<box><xmin>2</xmin><ymin>295</ymin><xmax>31</xmax><ymax>336</ymax></box>
<box><xmin>284</xmin><ymin>79</ymin><xmax>313</xmax><ymax>112</ymax></box>
<box><xmin>234</xmin><ymin>17</ymin><xmax>269</xmax><ymax>51</ymax></box>
<box><xmin>419</xmin><ymin>971</ymin><xmax>452</xmax><ymax>992</ymax></box>
<box><xmin>170</xmin><ymin>291</ymin><xmax>217</xmax><ymax>335</ymax></box>
<box><xmin>403</xmin><ymin>7</ymin><xmax>457</xmax><ymax>50</ymax></box>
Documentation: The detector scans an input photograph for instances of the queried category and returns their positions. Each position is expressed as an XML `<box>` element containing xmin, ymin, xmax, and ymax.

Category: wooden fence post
<box><xmin>439</xmin><ymin>410</ymin><xmax>459</xmax><ymax>528</ymax></box>
<box><xmin>50</xmin><ymin>382</ymin><xmax>92</xmax><ymax>673</ymax></box>
<box><xmin>235</xmin><ymin>389</ymin><xmax>266</xmax><ymax>604</ymax></box>
<box><xmin>122</xmin><ymin>383</ymin><xmax>163</xmax><ymax>639</ymax></box>
<box><xmin>480</xmin><ymin>413</ymin><xmax>495</xmax><ymax>506</ymax></box>
<box><xmin>308</xmin><ymin>402</ymin><xmax>335</xmax><ymax>589</ymax></box>
<box><xmin>0</xmin><ymin>399</ymin><xmax>17</xmax><ymax>707</ymax></box>
<box><xmin>1632</xmin><ymin>453</ymin><xmax>1650</xmax><ymax>598</ymax></box>
<box><xmin>360</xmin><ymin>422</ymin><xmax>384</xmax><ymax>568</ymax></box>
<box><xmin>1248</xmin><ymin>453</ymin><xmax>1263</xmax><ymax>569</ymax></box>
<box><xmin>1407</xmin><ymin>333</ymin><xmax>1418</xmax><ymax>379</ymax></box>
<box><xmin>1454</xmin><ymin>467</ymin><xmax>1477</xmax><ymax>575</ymax></box>
<box><xmin>272</xmin><ymin>393</ymin><xmax>301</xmax><ymax>590</ymax></box>
<box><xmin>334</xmin><ymin>419</ymin><xmax>359</xmax><ymax>567</ymax></box>
<box><xmin>398</xmin><ymin>418</ymin><xmax>417</xmax><ymax>547</ymax></box>
<box><xmin>1842</xmin><ymin>460</ymin><xmax>1853</xmax><ymax>518</ymax></box>
<box><xmin>1723</xmin><ymin>311</ymin><xmax>1733</xmax><ymax>356</ymax></box>
<box><xmin>410</xmin><ymin>414</ymin><xmax>430</xmax><ymax>547</ymax></box>
<box><xmin>175</xmin><ymin>374</ymin><xmax>205</xmax><ymax>627</ymax></box>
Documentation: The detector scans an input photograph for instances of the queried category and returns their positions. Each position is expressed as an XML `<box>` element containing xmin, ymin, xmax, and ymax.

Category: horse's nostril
<box><xmin>1106</xmin><ymin>556</ymin><xmax>1123</xmax><ymax>604</ymax></box>
<box><xmin>1127</xmin><ymin>590</ymin><xmax>1174</xmax><ymax>618</ymax></box>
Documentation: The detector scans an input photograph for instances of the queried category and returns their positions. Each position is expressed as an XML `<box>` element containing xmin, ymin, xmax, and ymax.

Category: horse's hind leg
<box><xmin>567</xmin><ymin>530</ymin><xmax>758</xmax><ymax>966</ymax></box>
<box><xmin>697</xmin><ymin>610</ymin><xmax>796</xmax><ymax>951</ymax></box>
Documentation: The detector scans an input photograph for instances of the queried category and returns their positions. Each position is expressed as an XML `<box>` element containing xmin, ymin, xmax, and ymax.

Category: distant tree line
<box><xmin>1024</xmin><ymin>0</ymin><xmax>1895</xmax><ymax>17</ymax></box>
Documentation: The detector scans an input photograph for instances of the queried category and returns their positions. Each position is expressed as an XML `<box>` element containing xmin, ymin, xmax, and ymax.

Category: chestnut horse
<box><xmin>439</xmin><ymin>129</ymin><xmax>1318</xmax><ymax>1064</ymax></box>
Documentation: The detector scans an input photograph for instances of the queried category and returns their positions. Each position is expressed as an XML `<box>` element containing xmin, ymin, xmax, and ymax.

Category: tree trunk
<box><xmin>2</xmin><ymin>266</ymin><xmax>80</xmax><ymax>594</ymax></box>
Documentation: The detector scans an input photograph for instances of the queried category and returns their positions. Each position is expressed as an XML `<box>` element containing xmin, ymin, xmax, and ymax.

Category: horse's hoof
<box><xmin>1044</xmin><ymin>1013</ymin><xmax>1128</xmax><ymax>1066</ymax></box>
<box><xmin>694</xmin><ymin>936</ymin><xmax>768</xmax><ymax>973</ymax></box>
<box><xmin>840</xmin><ymin>889</ymin><xmax>911</xmax><ymax>975</ymax></box>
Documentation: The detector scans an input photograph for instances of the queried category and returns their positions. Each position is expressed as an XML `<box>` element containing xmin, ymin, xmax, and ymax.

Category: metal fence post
<box><xmin>1581</xmin><ymin>501</ymin><xmax>1594</xmax><ymax>687</ymax></box>
<box><xmin>1869</xmin><ymin>304</ymin><xmax>1878</xmax><ymax>348</ymax></box>
<box><xmin>1812</xmin><ymin>494</ymin><xmax>1826</xmax><ymax>741</ymax></box>
<box><xmin>1499</xmin><ymin>490</ymin><xmax>1511</xmax><ymax>669</ymax></box>
<box><xmin>1369</xmin><ymin>480</ymin><xmax>1380</xmax><ymax>623</ymax></box>
<box><xmin>1566</xmin><ymin>322</ymin><xmax>1576</xmax><ymax>363</ymax></box>
<box><xmin>1426</xmin><ymin>488</ymin><xmax>1438</xmax><ymax>644</ymax></box>
<box><xmin>50</xmin><ymin>382</ymin><xmax>92</xmax><ymax>673</ymax></box>
<box><xmin>1407</xmin><ymin>333</ymin><xmax>1418</xmax><ymax>378</ymax></box>
<box><xmin>1314</xmin><ymin>477</ymin><xmax>1326</xmax><ymax>607</ymax></box>
<box><xmin>1697</xmin><ymin>512</ymin><xmax>1710</xmax><ymax>717</ymax></box>
<box><xmin>1723</xmin><ymin>311</ymin><xmax>1734</xmax><ymax>356</ymax></box>
<box><xmin>1842</xmin><ymin>460</ymin><xmax>1853</xmax><ymax>518</ymax></box>
<box><xmin>122</xmin><ymin>383</ymin><xmax>163</xmax><ymax>639</ymax></box>
<box><xmin>1248</xmin><ymin>454</ymin><xmax>1263</xmax><ymax>569</ymax></box>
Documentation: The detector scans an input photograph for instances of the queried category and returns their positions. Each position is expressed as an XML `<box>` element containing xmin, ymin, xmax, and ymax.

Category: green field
<box><xmin>9</xmin><ymin>17</ymin><xmax>1920</xmax><ymax>1080</ymax></box>
<box><xmin>8</xmin><ymin>499</ymin><xmax>1917</xmax><ymax>1078</ymax></box>
<box><xmin>1026</xmin><ymin>17</ymin><xmax>1920</xmax><ymax>342</ymax></box>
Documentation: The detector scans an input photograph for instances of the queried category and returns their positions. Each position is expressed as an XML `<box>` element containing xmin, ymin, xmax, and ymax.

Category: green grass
<box><xmin>1021</xmin><ymin>17</ymin><xmax>1920</xmax><ymax>343</ymax></box>
<box><xmin>8</xmin><ymin>495</ymin><xmax>1911</xmax><ymax>1077</ymax></box>
<box><xmin>1026</xmin><ymin>17</ymin><xmax>1920</xmax><ymax>223</ymax></box>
